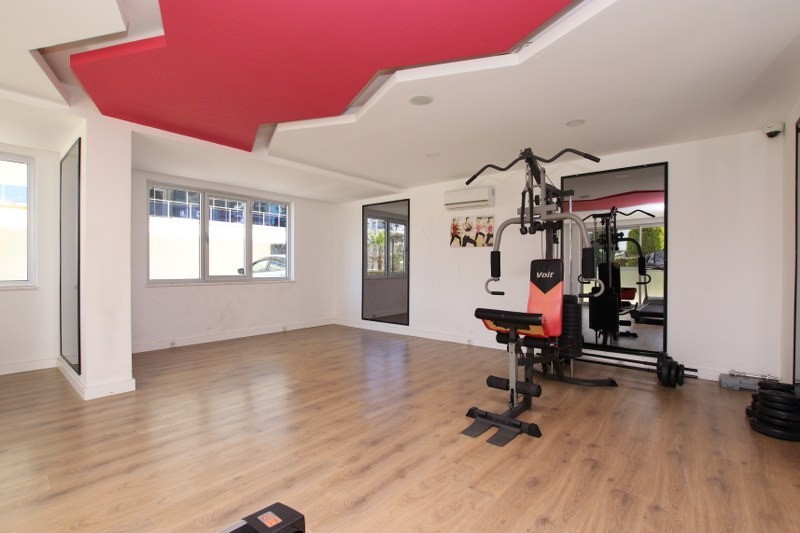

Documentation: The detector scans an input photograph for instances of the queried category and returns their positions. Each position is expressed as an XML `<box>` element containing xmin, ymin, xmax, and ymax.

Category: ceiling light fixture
<box><xmin>566</xmin><ymin>119</ymin><xmax>586</xmax><ymax>127</ymax></box>
<box><xmin>409</xmin><ymin>94</ymin><xmax>434</xmax><ymax>106</ymax></box>
<box><xmin>426</xmin><ymin>152</ymin><xmax>441</xmax><ymax>158</ymax></box>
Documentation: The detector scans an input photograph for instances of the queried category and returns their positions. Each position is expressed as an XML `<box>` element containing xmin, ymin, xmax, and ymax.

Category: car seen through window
<box><xmin>238</xmin><ymin>255</ymin><xmax>287</xmax><ymax>278</ymax></box>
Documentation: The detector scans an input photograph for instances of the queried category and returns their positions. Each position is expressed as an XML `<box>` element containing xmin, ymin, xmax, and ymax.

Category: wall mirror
<box><xmin>795</xmin><ymin>122</ymin><xmax>799</xmax><ymax>385</ymax></box>
<box><xmin>362</xmin><ymin>199</ymin><xmax>409</xmax><ymax>325</ymax></box>
<box><xmin>562</xmin><ymin>163</ymin><xmax>667</xmax><ymax>355</ymax></box>
<box><xmin>60</xmin><ymin>138</ymin><xmax>81</xmax><ymax>373</ymax></box>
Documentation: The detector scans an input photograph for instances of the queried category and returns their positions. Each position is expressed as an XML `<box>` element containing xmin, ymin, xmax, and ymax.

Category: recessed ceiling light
<box><xmin>426</xmin><ymin>152</ymin><xmax>441</xmax><ymax>158</ymax></box>
<box><xmin>566</xmin><ymin>119</ymin><xmax>586</xmax><ymax>127</ymax></box>
<box><xmin>409</xmin><ymin>94</ymin><xmax>434</xmax><ymax>106</ymax></box>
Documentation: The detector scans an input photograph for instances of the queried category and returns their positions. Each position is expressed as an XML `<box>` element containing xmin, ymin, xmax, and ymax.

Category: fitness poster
<box><xmin>449</xmin><ymin>215</ymin><xmax>494</xmax><ymax>247</ymax></box>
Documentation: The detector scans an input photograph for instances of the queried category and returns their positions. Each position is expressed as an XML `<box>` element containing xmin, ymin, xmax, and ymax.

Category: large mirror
<box><xmin>60</xmin><ymin>139</ymin><xmax>81</xmax><ymax>373</ymax></box>
<box><xmin>562</xmin><ymin>163</ymin><xmax>667</xmax><ymax>354</ymax></box>
<box><xmin>795</xmin><ymin>122</ymin><xmax>799</xmax><ymax>385</ymax></box>
<box><xmin>362</xmin><ymin>200</ymin><xmax>409</xmax><ymax>325</ymax></box>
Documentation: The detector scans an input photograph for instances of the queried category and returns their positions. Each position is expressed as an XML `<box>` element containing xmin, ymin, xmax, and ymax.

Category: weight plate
<box><xmin>750</xmin><ymin>417</ymin><xmax>800</xmax><ymax>441</ymax></box>
<box><xmin>745</xmin><ymin>405</ymin><xmax>755</xmax><ymax>418</ymax></box>
<box><xmin>670</xmin><ymin>361</ymin><xmax>679</xmax><ymax>387</ymax></box>
<box><xmin>658</xmin><ymin>361</ymin><xmax>670</xmax><ymax>386</ymax></box>
<box><xmin>757</xmin><ymin>381</ymin><xmax>795</xmax><ymax>392</ymax></box>
<box><xmin>752</xmin><ymin>392</ymin><xmax>760</xmax><ymax>402</ymax></box>
<box><xmin>755</xmin><ymin>404</ymin><xmax>800</xmax><ymax>422</ymax></box>
<box><xmin>676</xmin><ymin>364</ymin><xmax>685</xmax><ymax>386</ymax></box>
<box><xmin>664</xmin><ymin>361</ymin><xmax>675</xmax><ymax>387</ymax></box>
<box><xmin>759</xmin><ymin>390</ymin><xmax>800</xmax><ymax>406</ymax></box>
<box><xmin>755</xmin><ymin>411</ymin><xmax>800</xmax><ymax>430</ymax></box>
<box><xmin>757</xmin><ymin>398</ymin><xmax>800</xmax><ymax>413</ymax></box>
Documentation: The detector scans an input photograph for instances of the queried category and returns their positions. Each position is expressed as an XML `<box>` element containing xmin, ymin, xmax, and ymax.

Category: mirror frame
<box><xmin>562</xmin><ymin>162</ymin><xmax>668</xmax><ymax>356</ymax></box>
<box><xmin>60</xmin><ymin>138</ymin><xmax>81</xmax><ymax>374</ymax></box>
<box><xmin>361</xmin><ymin>199</ymin><xmax>410</xmax><ymax>326</ymax></box>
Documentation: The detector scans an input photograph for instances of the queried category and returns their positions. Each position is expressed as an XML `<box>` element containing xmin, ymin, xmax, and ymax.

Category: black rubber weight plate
<box><xmin>745</xmin><ymin>405</ymin><xmax>755</xmax><ymax>418</ymax></box>
<box><xmin>750</xmin><ymin>417</ymin><xmax>800</xmax><ymax>441</ymax></box>
<box><xmin>757</xmin><ymin>398</ymin><xmax>800</xmax><ymax>413</ymax></box>
<box><xmin>755</xmin><ymin>404</ymin><xmax>800</xmax><ymax>422</ymax></box>
<box><xmin>758</xmin><ymin>390</ymin><xmax>800</xmax><ymax>406</ymax></box>
<box><xmin>755</xmin><ymin>411</ymin><xmax>800</xmax><ymax>430</ymax></box>
<box><xmin>758</xmin><ymin>381</ymin><xmax>795</xmax><ymax>392</ymax></box>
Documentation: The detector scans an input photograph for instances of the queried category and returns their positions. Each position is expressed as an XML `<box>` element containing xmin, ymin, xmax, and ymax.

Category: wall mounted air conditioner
<box><xmin>444</xmin><ymin>186</ymin><xmax>495</xmax><ymax>210</ymax></box>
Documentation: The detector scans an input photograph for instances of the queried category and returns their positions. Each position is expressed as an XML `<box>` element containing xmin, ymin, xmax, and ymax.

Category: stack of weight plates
<box><xmin>746</xmin><ymin>381</ymin><xmax>800</xmax><ymax>441</ymax></box>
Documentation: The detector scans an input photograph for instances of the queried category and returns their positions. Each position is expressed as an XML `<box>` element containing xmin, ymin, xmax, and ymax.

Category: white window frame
<box><xmin>0</xmin><ymin>152</ymin><xmax>35</xmax><ymax>288</ymax></box>
<box><xmin>147</xmin><ymin>181</ymin><xmax>291</xmax><ymax>284</ymax></box>
<box><xmin>363</xmin><ymin>213</ymin><xmax>408</xmax><ymax>280</ymax></box>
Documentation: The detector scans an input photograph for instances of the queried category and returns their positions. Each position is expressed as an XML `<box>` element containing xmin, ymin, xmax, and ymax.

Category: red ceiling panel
<box><xmin>71</xmin><ymin>0</ymin><xmax>573</xmax><ymax>150</ymax></box>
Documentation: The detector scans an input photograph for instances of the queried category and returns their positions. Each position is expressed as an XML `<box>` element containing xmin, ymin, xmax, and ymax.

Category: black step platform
<box><xmin>220</xmin><ymin>502</ymin><xmax>305</xmax><ymax>533</ymax></box>
<box><xmin>463</xmin><ymin>406</ymin><xmax>542</xmax><ymax>446</ymax></box>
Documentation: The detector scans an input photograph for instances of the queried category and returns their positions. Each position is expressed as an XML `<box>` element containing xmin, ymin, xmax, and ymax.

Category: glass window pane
<box><xmin>252</xmin><ymin>199</ymin><xmax>288</xmax><ymax>279</ymax></box>
<box><xmin>149</xmin><ymin>186</ymin><xmax>201</xmax><ymax>280</ymax></box>
<box><xmin>389</xmin><ymin>222</ymin><xmax>406</xmax><ymax>274</ymax></box>
<box><xmin>366</xmin><ymin>218</ymin><xmax>386</xmax><ymax>276</ymax></box>
<box><xmin>209</xmin><ymin>195</ymin><xmax>246</xmax><ymax>276</ymax></box>
<box><xmin>0</xmin><ymin>158</ymin><xmax>29</xmax><ymax>281</ymax></box>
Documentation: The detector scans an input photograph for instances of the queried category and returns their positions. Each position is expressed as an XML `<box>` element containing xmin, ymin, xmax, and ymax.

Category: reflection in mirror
<box><xmin>795</xmin><ymin>124</ymin><xmax>800</xmax><ymax>385</ymax></box>
<box><xmin>362</xmin><ymin>200</ymin><xmax>409</xmax><ymax>325</ymax></box>
<box><xmin>562</xmin><ymin>163</ymin><xmax>667</xmax><ymax>355</ymax></box>
<box><xmin>60</xmin><ymin>139</ymin><xmax>81</xmax><ymax>373</ymax></box>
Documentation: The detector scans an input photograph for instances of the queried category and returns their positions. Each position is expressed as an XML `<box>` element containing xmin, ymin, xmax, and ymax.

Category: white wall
<box><xmin>338</xmin><ymin>130</ymin><xmax>790</xmax><ymax>380</ymax></box>
<box><xmin>0</xmin><ymin>142</ymin><xmax>60</xmax><ymax>375</ymax></box>
<box><xmin>131</xmin><ymin>170</ymin><xmax>337</xmax><ymax>352</ymax></box>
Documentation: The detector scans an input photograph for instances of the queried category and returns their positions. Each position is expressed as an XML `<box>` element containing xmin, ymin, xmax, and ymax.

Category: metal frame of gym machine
<box><xmin>463</xmin><ymin>147</ymin><xmax>616</xmax><ymax>445</ymax></box>
<box><xmin>462</xmin><ymin>148</ymin><xmax>694</xmax><ymax>446</ymax></box>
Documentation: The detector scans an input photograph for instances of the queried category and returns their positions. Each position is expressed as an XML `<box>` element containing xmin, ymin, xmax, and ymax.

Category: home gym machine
<box><xmin>461</xmin><ymin>147</ymin><xmax>615</xmax><ymax>446</ymax></box>
<box><xmin>569</xmin><ymin>204</ymin><xmax>694</xmax><ymax>388</ymax></box>
<box><xmin>584</xmin><ymin>206</ymin><xmax>654</xmax><ymax>345</ymax></box>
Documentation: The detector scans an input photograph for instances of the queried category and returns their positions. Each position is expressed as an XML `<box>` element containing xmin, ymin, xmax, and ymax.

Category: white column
<box><xmin>59</xmin><ymin>115</ymin><xmax>134</xmax><ymax>399</ymax></box>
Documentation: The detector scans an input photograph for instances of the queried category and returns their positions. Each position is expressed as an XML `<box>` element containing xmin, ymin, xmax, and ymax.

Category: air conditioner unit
<box><xmin>444</xmin><ymin>186</ymin><xmax>495</xmax><ymax>210</ymax></box>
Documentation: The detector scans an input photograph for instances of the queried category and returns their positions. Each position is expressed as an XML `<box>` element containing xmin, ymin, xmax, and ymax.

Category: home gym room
<box><xmin>1</xmin><ymin>0</ymin><xmax>800</xmax><ymax>531</ymax></box>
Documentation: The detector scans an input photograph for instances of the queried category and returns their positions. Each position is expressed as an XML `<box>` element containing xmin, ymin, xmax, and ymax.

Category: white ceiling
<box><xmin>2</xmin><ymin>0</ymin><xmax>800</xmax><ymax>203</ymax></box>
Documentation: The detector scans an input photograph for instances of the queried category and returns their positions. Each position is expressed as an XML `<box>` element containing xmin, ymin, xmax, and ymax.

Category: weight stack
<box><xmin>747</xmin><ymin>381</ymin><xmax>800</xmax><ymax>441</ymax></box>
<box><xmin>558</xmin><ymin>295</ymin><xmax>582</xmax><ymax>359</ymax></box>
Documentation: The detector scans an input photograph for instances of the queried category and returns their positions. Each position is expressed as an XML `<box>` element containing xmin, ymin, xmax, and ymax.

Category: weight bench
<box><xmin>464</xmin><ymin>259</ymin><xmax>617</xmax><ymax>445</ymax></box>
<box><xmin>463</xmin><ymin>259</ymin><xmax>564</xmax><ymax>446</ymax></box>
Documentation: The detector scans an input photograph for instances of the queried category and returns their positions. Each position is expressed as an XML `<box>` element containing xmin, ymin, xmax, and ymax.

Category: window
<box><xmin>208</xmin><ymin>195</ymin><xmax>246</xmax><ymax>276</ymax></box>
<box><xmin>251</xmin><ymin>201</ymin><xmax>288</xmax><ymax>279</ymax></box>
<box><xmin>389</xmin><ymin>222</ymin><xmax>406</xmax><ymax>274</ymax></box>
<box><xmin>149</xmin><ymin>186</ymin><xmax>201</xmax><ymax>280</ymax></box>
<box><xmin>0</xmin><ymin>154</ymin><xmax>33</xmax><ymax>284</ymax></box>
<box><xmin>366</xmin><ymin>217</ymin><xmax>386</xmax><ymax>276</ymax></box>
<box><xmin>148</xmin><ymin>184</ymin><xmax>289</xmax><ymax>282</ymax></box>
<box><xmin>365</xmin><ymin>214</ymin><xmax>407</xmax><ymax>278</ymax></box>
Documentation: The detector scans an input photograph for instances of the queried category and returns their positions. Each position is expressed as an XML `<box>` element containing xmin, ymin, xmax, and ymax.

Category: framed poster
<box><xmin>449</xmin><ymin>215</ymin><xmax>494</xmax><ymax>247</ymax></box>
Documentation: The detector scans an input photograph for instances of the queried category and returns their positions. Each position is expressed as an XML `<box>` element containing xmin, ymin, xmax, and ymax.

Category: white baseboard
<box><xmin>57</xmin><ymin>358</ymin><xmax>136</xmax><ymax>400</ymax></box>
<box><xmin>334</xmin><ymin>318</ymin><xmax>500</xmax><ymax>349</ymax></box>
<box><xmin>132</xmin><ymin>318</ymin><xmax>335</xmax><ymax>354</ymax></box>
<box><xmin>135</xmin><ymin>317</ymin><xmax>723</xmax><ymax>384</ymax></box>
<box><xmin>335</xmin><ymin>318</ymin><xmax>726</xmax><ymax>382</ymax></box>
<box><xmin>0</xmin><ymin>357</ymin><xmax>57</xmax><ymax>376</ymax></box>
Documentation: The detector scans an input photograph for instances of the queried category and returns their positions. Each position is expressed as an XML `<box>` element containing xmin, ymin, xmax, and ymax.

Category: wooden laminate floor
<box><xmin>1</xmin><ymin>325</ymin><xmax>798</xmax><ymax>532</ymax></box>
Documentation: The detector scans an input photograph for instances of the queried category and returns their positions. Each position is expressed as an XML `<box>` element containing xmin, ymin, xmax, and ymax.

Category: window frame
<box><xmin>0</xmin><ymin>152</ymin><xmax>35</xmax><ymax>288</ymax></box>
<box><xmin>363</xmin><ymin>212</ymin><xmax>408</xmax><ymax>280</ymax></box>
<box><xmin>146</xmin><ymin>181</ymin><xmax>291</xmax><ymax>284</ymax></box>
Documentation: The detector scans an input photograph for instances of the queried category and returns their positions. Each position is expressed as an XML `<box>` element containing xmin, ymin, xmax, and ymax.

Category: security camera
<box><xmin>763</xmin><ymin>123</ymin><xmax>784</xmax><ymax>138</ymax></box>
